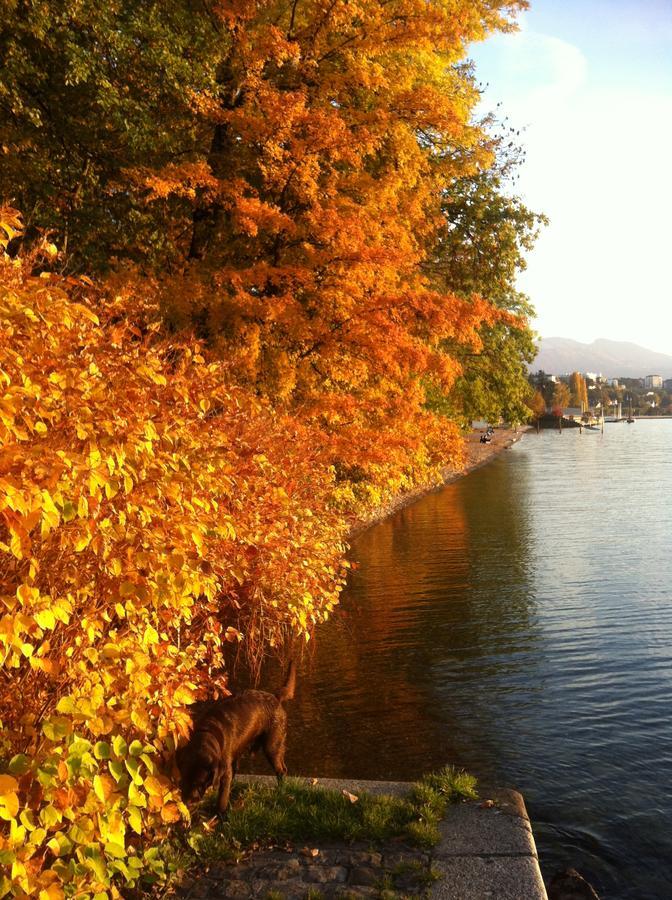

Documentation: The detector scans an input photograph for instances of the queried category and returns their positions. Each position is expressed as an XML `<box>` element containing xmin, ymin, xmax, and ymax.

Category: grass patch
<box><xmin>159</xmin><ymin>766</ymin><xmax>476</xmax><ymax>888</ymax></box>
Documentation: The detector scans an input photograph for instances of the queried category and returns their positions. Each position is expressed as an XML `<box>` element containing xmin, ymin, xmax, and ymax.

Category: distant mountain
<box><xmin>533</xmin><ymin>338</ymin><xmax>672</xmax><ymax>380</ymax></box>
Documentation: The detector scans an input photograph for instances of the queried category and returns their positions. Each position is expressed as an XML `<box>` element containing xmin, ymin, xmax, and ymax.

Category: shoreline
<box><xmin>349</xmin><ymin>426</ymin><xmax>529</xmax><ymax>538</ymax></box>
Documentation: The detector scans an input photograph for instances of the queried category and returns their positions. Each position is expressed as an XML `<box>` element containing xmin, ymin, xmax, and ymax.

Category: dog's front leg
<box><xmin>216</xmin><ymin>761</ymin><xmax>234</xmax><ymax>816</ymax></box>
<box><xmin>211</xmin><ymin>764</ymin><xmax>222</xmax><ymax>796</ymax></box>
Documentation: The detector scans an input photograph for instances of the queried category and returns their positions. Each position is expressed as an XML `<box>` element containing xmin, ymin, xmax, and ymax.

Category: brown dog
<box><xmin>176</xmin><ymin>661</ymin><xmax>296</xmax><ymax>814</ymax></box>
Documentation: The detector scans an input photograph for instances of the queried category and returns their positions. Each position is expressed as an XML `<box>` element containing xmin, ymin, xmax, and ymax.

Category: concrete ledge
<box><xmin>431</xmin><ymin>856</ymin><xmax>547</xmax><ymax>900</ymax></box>
<box><xmin>430</xmin><ymin>789</ymin><xmax>547</xmax><ymax>900</ymax></box>
<box><xmin>236</xmin><ymin>773</ymin><xmax>412</xmax><ymax>798</ymax></box>
<box><xmin>235</xmin><ymin>775</ymin><xmax>548</xmax><ymax>899</ymax></box>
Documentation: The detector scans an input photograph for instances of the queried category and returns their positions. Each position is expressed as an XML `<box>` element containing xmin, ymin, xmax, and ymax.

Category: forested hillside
<box><xmin>0</xmin><ymin>1</ymin><xmax>542</xmax><ymax>895</ymax></box>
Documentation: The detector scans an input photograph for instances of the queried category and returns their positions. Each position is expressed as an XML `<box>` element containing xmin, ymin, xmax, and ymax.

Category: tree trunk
<box><xmin>188</xmin><ymin>122</ymin><xmax>229</xmax><ymax>261</ymax></box>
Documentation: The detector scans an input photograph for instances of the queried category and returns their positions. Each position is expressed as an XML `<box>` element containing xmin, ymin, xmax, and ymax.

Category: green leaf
<box><xmin>128</xmin><ymin>740</ymin><xmax>143</xmax><ymax>757</ymax></box>
<box><xmin>40</xmin><ymin>805</ymin><xmax>62</xmax><ymax>828</ymax></box>
<box><xmin>112</xmin><ymin>735</ymin><xmax>127</xmax><ymax>758</ymax></box>
<box><xmin>125</xmin><ymin>757</ymin><xmax>142</xmax><ymax>785</ymax></box>
<box><xmin>69</xmin><ymin>738</ymin><xmax>92</xmax><ymax>756</ymax></box>
<box><xmin>47</xmin><ymin>831</ymin><xmax>73</xmax><ymax>857</ymax></box>
<box><xmin>8</xmin><ymin>754</ymin><xmax>30</xmax><ymax>775</ymax></box>
<box><xmin>66</xmin><ymin>755</ymin><xmax>82</xmax><ymax>777</ymax></box>
<box><xmin>19</xmin><ymin>809</ymin><xmax>36</xmax><ymax>831</ymax></box>
<box><xmin>37</xmin><ymin>765</ymin><xmax>59</xmax><ymax>788</ymax></box>
<box><xmin>104</xmin><ymin>841</ymin><xmax>126</xmax><ymax>859</ymax></box>
<box><xmin>62</xmin><ymin>500</ymin><xmax>77</xmax><ymax>522</ymax></box>
<box><xmin>69</xmin><ymin>816</ymin><xmax>95</xmax><ymax>845</ymax></box>
<box><xmin>108</xmin><ymin>760</ymin><xmax>125</xmax><ymax>782</ymax></box>
<box><xmin>94</xmin><ymin>741</ymin><xmax>111</xmax><ymax>760</ymax></box>
<box><xmin>42</xmin><ymin>717</ymin><xmax>71</xmax><ymax>741</ymax></box>
<box><xmin>109</xmin><ymin>859</ymin><xmax>131</xmax><ymax>879</ymax></box>
<box><xmin>139</xmin><ymin>752</ymin><xmax>155</xmax><ymax>773</ymax></box>
<box><xmin>82</xmin><ymin>848</ymin><xmax>108</xmax><ymax>883</ymax></box>
<box><xmin>29</xmin><ymin>827</ymin><xmax>46</xmax><ymax>846</ymax></box>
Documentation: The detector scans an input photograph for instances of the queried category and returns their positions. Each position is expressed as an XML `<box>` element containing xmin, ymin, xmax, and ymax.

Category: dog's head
<box><xmin>175</xmin><ymin>746</ymin><xmax>214</xmax><ymax>803</ymax></box>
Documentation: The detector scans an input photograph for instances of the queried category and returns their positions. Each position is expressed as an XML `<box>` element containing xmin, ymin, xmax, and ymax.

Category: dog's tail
<box><xmin>275</xmin><ymin>659</ymin><xmax>296</xmax><ymax>703</ymax></box>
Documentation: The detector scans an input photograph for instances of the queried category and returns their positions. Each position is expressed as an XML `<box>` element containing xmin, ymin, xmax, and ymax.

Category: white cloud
<box><xmin>477</xmin><ymin>27</ymin><xmax>588</xmax><ymax>124</ymax></box>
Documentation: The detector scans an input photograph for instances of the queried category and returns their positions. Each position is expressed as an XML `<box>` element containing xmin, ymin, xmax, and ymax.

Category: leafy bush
<box><xmin>0</xmin><ymin>236</ymin><xmax>348</xmax><ymax>897</ymax></box>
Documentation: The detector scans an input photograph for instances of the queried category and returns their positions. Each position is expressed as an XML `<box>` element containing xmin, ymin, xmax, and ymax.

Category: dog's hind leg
<box><xmin>262</xmin><ymin>725</ymin><xmax>288</xmax><ymax>784</ymax></box>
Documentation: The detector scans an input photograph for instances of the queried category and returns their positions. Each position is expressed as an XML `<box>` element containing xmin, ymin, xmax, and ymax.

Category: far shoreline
<box><xmin>349</xmin><ymin>425</ymin><xmax>529</xmax><ymax>538</ymax></box>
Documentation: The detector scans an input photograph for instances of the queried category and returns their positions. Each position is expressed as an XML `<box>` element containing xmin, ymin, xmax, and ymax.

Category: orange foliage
<box><xmin>144</xmin><ymin>0</ymin><xmax>527</xmax><ymax>468</ymax></box>
<box><xmin>0</xmin><ymin>243</ymin><xmax>347</xmax><ymax>896</ymax></box>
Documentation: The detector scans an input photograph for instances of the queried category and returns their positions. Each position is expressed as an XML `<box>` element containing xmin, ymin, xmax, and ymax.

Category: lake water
<box><xmin>255</xmin><ymin>420</ymin><xmax>672</xmax><ymax>898</ymax></box>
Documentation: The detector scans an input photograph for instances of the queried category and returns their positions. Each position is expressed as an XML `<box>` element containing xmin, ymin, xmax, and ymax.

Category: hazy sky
<box><xmin>470</xmin><ymin>0</ymin><xmax>672</xmax><ymax>353</ymax></box>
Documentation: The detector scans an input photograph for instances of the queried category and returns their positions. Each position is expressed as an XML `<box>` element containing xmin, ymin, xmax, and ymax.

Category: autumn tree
<box><xmin>569</xmin><ymin>371</ymin><xmax>588</xmax><ymax>410</ymax></box>
<box><xmin>526</xmin><ymin>390</ymin><xmax>547</xmax><ymax>430</ymax></box>
<box><xmin>552</xmin><ymin>381</ymin><xmax>570</xmax><ymax>411</ymax></box>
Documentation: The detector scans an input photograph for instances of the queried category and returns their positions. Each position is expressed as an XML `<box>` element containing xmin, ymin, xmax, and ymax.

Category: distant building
<box><xmin>645</xmin><ymin>375</ymin><xmax>663</xmax><ymax>388</ymax></box>
<box><xmin>664</xmin><ymin>379</ymin><xmax>672</xmax><ymax>391</ymax></box>
<box><xmin>585</xmin><ymin>372</ymin><xmax>601</xmax><ymax>382</ymax></box>
<box><xmin>610</xmin><ymin>378</ymin><xmax>619</xmax><ymax>388</ymax></box>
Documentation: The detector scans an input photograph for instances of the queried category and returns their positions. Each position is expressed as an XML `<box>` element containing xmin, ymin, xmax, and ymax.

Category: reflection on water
<box><xmin>250</xmin><ymin>422</ymin><xmax>672</xmax><ymax>899</ymax></box>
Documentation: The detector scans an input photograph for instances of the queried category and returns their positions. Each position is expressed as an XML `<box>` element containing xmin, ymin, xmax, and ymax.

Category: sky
<box><xmin>469</xmin><ymin>0</ymin><xmax>672</xmax><ymax>353</ymax></box>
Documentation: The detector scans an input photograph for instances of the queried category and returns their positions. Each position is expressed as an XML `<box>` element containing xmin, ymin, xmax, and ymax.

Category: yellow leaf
<box><xmin>40</xmin><ymin>490</ymin><xmax>60</xmax><ymax>536</ymax></box>
<box><xmin>74</xmin><ymin>534</ymin><xmax>91</xmax><ymax>552</ymax></box>
<box><xmin>9</xmin><ymin>530</ymin><xmax>23</xmax><ymax>559</ymax></box>
<box><xmin>39</xmin><ymin>885</ymin><xmax>65</xmax><ymax>900</ymax></box>
<box><xmin>34</xmin><ymin>609</ymin><xmax>56</xmax><ymax>630</ymax></box>
<box><xmin>173</xmin><ymin>685</ymin><xmax>195</xmax><ymax>705</ymax></box>
<box><xmin>93</xmin><ymin>774</ymin><xmax>116</xmax><ymax>803</ymax></box>
<box><xmin>143</xmin><ymin>625</ymin><xmax>158</xmax><ymax>646</ymax></box>
<box><xmin>144</xmin><ymin>775</ymin><xmax>168</xmax><ymax>797</ymax></box>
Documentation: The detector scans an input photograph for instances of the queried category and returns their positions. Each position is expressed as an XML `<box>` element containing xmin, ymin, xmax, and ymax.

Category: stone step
<box><xmin>233</xmin><ymin>775</ymin><xmax>548</xmax><ymax>899</ymax></box>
